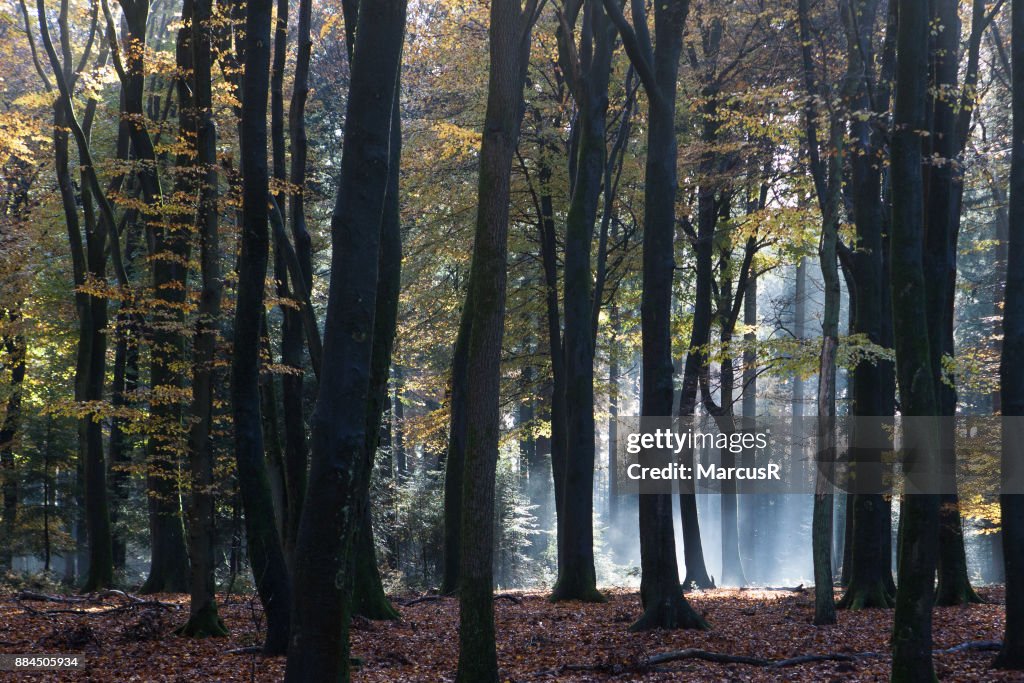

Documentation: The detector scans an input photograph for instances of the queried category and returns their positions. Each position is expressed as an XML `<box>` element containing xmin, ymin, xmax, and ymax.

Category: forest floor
<box><xmin>0</xmin><ymin>586</ymin><xmax>1017</xmax><ymax>682</ymax></box>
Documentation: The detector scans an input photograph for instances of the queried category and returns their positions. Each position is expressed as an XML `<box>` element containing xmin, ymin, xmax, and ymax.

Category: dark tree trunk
<box><xmin>281</xmin><ymin>0</ymin><xmax>314</xmax><ymax>565</ymax></box>
<box><xmin>674</xmin><ymin>55</ymin><xmax>720</xmax><ymax>593</ymax></box>
<box><xmin>607</xmin><ymin>305</ymin><xmax>620</xmax><ymax>529</ymax></box>
<box><xmin>0</xmin><ymin>318</ymin><xmax>25</xmax><ymax>571</ymax></box>
<box><xmin>551</xmin><ymin>0</ymin><xmax>611</xmax><ymax>604</ymax></box>
<box><xmin>270</xmin><ymin>0</ymin><xmax>306</xmax><ymax>564</ymax></box>
<box><xmin>996</xmin><ymin>0</ymin><xmax>1024</xmax><ymax>669</ymax></box>
<box><xmin>179</xmin><ymin>0</ymin><xmax>227</xmax><ymax>637</ymax></box>
<box><xmin>442</xmin><ymin>296</ymin><xmax>471</xmax><ymax>595</ymax></box>
<box><xmin>890</xmin><ymin>1</ymin><xmax>941</xmax><ymax>679</ymax></box>
<box><xmin>233</xmin><ymin>0</ymin><xmax>292</xmax><ymax>654</ymax></box>
<box><xmin>838</xmin><ymin>0</ymin><xmax>897</xmax><ymax>612</ymax></box>
<box><xmin>798</xmin><ymin>0</ymin><xmax>842</xmax><ymax>626</ymax></box>
<box><xmin>285</xmin><ymin>2</ymin><xmax>407</xmax><ymax>679</ymax></box>
<box><xmin>33</xmin><ymin>0</ymin><xmax>116</xmax><ymax>589</ymax></box>
<box><xmin>741</xmin><ymin>273</ymin><xmax>757</xmax><ymax>576</ymax></box>
<box><xmin>605</xmin><ymin>0</ymin><xmax>707</xmax><ymax>630</ymax></box>
<box><xmin>454</xmin><ymin>4</ymin><xmax>537</xmax><ymax>681</ymax></box>
<box><xmin>923</xmin><ymin>0</ymin><xmax>981</xmax><ymax>608</ymax></box>
<box><xmin>353</xmin><ymin>88</ymin><xmax>403</xmax><ymax>622</ymax></box>
<box><xmin>538</xmin><ymin>169</ymin><xmax>568</xmax><ymax>571</ymax></box>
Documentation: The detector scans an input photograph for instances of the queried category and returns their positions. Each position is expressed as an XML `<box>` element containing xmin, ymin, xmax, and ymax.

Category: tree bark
<box><xmin>996</xmin><ymin>0</ymin><xmax>1024</xmax><ymax>669</ymax></box>
<box><xmin>454</xmin><ymin>4</ymin><xmax>538</xmax><ymax>681</ymax></box>
<box><xmin>352</xmin><ymin>88</ymin><xmax>403</xmax><ymax>623</ymax></box>
<box><xmin>605</xmin><ymin>0</ymin><xmax>708</xmax><ymax>630</ymax></box>
<box><xmin>924</xmin><ymin>0</ymin><xmax>983</xmax><ymax>608</ymax></box>
<box><xmin>179</xmin><ymin>0</ymin><xmax>227</xmax><ymax>638</ymax></box>
<box><xmin>442</xmin><ymin>295</ymin><xmax>471</xmax><ymax>595</ymax></box>
<box><xmin>551</xmin><ymin>0</ymin><xmax>611</xmax><ymax>604</ymax></box>
<box><xmin>890</xmin><ymin>1</ymin><xmax>941</xmax><ymax>679</ymax></box>
<box><xmin>285</xmin><ymin>2</ymin><xmax>407</xmax><ymax>679</ymax></box>
<box><xmin>838</xmin><ymin>0</ymin><xmax>897</xmax><ymax>611</ymax></box>
<box><xmin>232</xmin><ymin>0</ymin><xmax>292</xmax><ymax>654</ymax></box>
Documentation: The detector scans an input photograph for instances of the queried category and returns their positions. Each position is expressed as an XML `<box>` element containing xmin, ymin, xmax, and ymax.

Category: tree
<box><xmin>232</xmin><ymin>0</ymin><xmax>292</xmax><ymax>653</ymax></box>
<box><xmin>605</xmin><ymin>0</ymin><xmax>708</xmax><ymax>630</ymax></box>
<box><xmin>179</xmin><ymin>0</ymin><xmax>227</xmax><ymax>638</ymax></box>
<box><xmin>797</xmin><ymin>0</ymin><xmax>843</xmax><ymax>627</ymax></box>
<box><xmin>453</xmin><ymin>2</ymin><xmax>540</xmax><ymax>680</ymax></box>
<box><xmin>890</xmin><ymin>0</ymin><xmax>942</xmax><ymax>679</ymax></box>
<box><xmin>33</xmin><ymin>0</ymin><xmax>115</xmax><ymax>592</ymax></box>
<box><xmin>995</xmin><ymin>0</ymin><xmax>1024</xmax><ymax>668</ymax></box>
<box><xmin>550</xmin><ymin>0</ymin><xmax>612</xmax><ymax>604</ymax></box>
<box><xmin>285</xmin><ymin>0</ymin><xmax>407</xmax><ymax>678</ymax></box>
<box><xmin>838</xmin><ymin>0</ymin><xmax>899</xmax><ymax>612</ymax></box>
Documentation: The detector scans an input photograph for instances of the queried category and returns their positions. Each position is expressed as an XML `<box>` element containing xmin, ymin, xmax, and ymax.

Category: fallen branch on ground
<box><xmin>529</xmin><ymin>640</ymin><xmax>1005</xmax><ymax>678</ymax></box>
<box><xmin>400</xmin><ymin>595</ymin><xmax>443</xmax><ymax>607</ymax></box>
<box><xmin>18</xmin><ymin>600</ymin><xmax>178</xmax><ymax>617</ymax></box>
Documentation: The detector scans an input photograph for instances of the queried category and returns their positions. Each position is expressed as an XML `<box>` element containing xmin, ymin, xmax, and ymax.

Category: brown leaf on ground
<box><xmin>0</xmin><ymin>587</ymin><xmax>1015</xmax><ymax>681</ymax></box>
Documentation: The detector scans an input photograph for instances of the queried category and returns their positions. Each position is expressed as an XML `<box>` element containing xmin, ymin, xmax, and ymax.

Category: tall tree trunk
<box><xmin>352</xmin><ymin>87</ymin><xmax>403</xmax><ymax>622</ymax></box>
<box><xmin>0</xmin><ymin>318</ymin><xmax>25</xmax><ymax>571</ymax></box>
<box><xmin>926</xmin><ymin>0</ymin><xmax>982</xmax><ymax>608</ymax></box>
<box><xmin>179</xmin><ymin>0</ymin><xmax>227</xmax><ymax>637</ymax></box>
<box><xmin>839</xmin><ymin>0</ymin><xmax>898</xmax><ymax>611</ymax></box>
<box><xmin>281</xmin><ymin>0</ymin><xmax>314</xmax><ymax>564</ymax></box>
<box><xmin>537</xmin><ymin>167</ymin><xmax>568</xmax><ymax>571</ymax></box>
<box><xmin>995</xmin><ymin>0</ymin><xmax>1024</xmax><ymax>668</ymax></box>
<box><xmin>454</xmin><ymin>4</ymin><xmax>537</xmax><ymax>681</ymax></box>
<box><xmin>607</xmin><ymin>304</ymin><xmax>620</xmax><ymax>529</ymax></box>
<box><xmin>674</xmin><ymin>91</ymin><xmax>716</xmax><ymax>593</ymax></box>
<box><xmin>605</xmin><ymin>0</ymin><xmax>708</xmax><ymax>630</ymax></box>
<box><xmin>890</xmin><ymin>1</ymin><xmax>942</xmax><ymax>679</ymax></box>
<box><xmin>741</xmin><ymin>273</ymin><xmax>757</xmax><ymax>576</ymax></box>
<box><xmin>285</xmin><ymin>2</ymin><xmax>407</xmax><ymax>679</ymax></box>
<box><xmin>551</xmin><ymin>0</ymin><xmax>611</xmax><ymax>604</ymax></box>
<box><xmin>798</xmin><ymin>0</ymin><xmax>842</xmax><ymax>626</ymax></box>
<box><xmin>34</xmin><ymin>0</ymin><xmax>116</xmax><ymax>589</ymax></box>
<box><xmin>442</xmin><ymin>296</ymin><xmax>471</xmax><ymax>595</ymax></box>
<box><xmin>233</xmin><ymin>0</ymin><xmax>292</xmax><ymax>653</ymax></box>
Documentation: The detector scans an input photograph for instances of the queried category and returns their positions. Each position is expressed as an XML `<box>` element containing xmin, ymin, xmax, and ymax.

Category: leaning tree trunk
<box><xmin>890</xmin><ymin>1</ymin><xmax>942</xmax><ymax>679</ymax></box>
<box><xmin>284</xmin><ymin>2</ymin><xmax>407</xmax><ymax>680</ymax></box>
<box><xmin>996</xmin><ymin>0</ymin><xmax>1024</xmax><ymax>669</ymax></box>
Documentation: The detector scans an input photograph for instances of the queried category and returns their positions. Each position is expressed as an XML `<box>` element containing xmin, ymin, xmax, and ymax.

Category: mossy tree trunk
<box><xmin>453</xmin><ymin>4</ymin><xmax>539</xmax><ymax>681</ymax></box>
